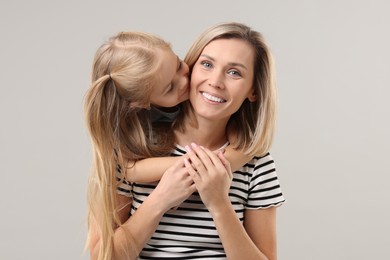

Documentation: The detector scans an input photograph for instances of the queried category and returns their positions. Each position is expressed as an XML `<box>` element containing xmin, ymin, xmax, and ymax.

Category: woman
<box><xmin>129</xmin><ymin>22</ymin><xmax>285</xmax><ymax>259</ymax></box>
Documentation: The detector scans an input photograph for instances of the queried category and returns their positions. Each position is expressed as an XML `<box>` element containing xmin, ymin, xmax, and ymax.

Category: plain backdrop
<box><xmin>1</xmin><ymin>1</ymin><xmax>389</xmax><ymax>259</ymax></box>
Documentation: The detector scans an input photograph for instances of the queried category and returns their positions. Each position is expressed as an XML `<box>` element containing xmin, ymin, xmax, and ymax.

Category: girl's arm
<box><xmin>125</xmin><ymin>156</ymin><xmax>181</xmax><ymax>183</ymax></box>
<box><xmin>223</xmin><ymin>144</ymin><xmax>252</xmax><ymax>172</ymax></box>
<box><xmin>184</xmin><ymin>143</ymin><xmax>274</xmax><ymax>260</ymax></box>
<box><xmin>224</xmin><ymin>127</ymin><xmax>254</xmax><ymax>172</ymax></box>
<box><xmin>127</xmin><ymin>144</ymin><xmax>252</xmax><ymax>183</ymax></box>
<box><xmin>90</xmin><ymin>159</ymin><xmax>196</xmax><ymax>260</ymax></box>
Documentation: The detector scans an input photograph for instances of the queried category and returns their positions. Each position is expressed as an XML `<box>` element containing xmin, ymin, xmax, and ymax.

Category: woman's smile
<box><xmin>201</xmin><ymin>91</ymin><xmax>227</xmax><ymax>103</ymax></box>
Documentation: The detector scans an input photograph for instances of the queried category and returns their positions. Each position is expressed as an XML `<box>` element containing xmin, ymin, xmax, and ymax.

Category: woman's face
<box><xmin>189</xmin><ymin>38</ymin><xmax>256</xmax><ymax>121</ymax></box>
<box><xmin>149</xmin><ymin>48</ymin><xmax>190</xmax><ymax>108</ymax></box>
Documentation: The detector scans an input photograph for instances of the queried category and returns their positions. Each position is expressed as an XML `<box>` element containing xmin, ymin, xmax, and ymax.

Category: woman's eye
<box><xmin>201</xmin><ymin>61</ymin><xmax>212</xmax><ymax>68</ymax></box>
<box><xmin>228</xmin><ymin>70</ymin><xmax>241</xmax><ymax>77</ymax></box>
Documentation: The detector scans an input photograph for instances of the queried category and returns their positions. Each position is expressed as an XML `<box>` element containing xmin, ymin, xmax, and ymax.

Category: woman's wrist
<box><xmin>144</xmin><ymin>191</ymin><xmax>170</xmax><ymax>216</ymax></box>
<box><xmin>206</xmin><ymin>196</ymin><xmax>232</xmax><ymax>216</ymax></box>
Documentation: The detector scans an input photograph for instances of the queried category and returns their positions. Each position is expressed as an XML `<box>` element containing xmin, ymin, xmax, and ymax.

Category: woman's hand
<box><xmin>152</xmin><ymin>157</ymin><xmax>196</xmax><ymax>212</ymax></box>
<box><xmin>183</xmin><ymin>143</ymin><xmax>233</xmax><ymax>211</ymax></box>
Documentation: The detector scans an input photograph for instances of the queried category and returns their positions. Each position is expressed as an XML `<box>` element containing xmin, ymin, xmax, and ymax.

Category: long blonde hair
<box><xmin>179</xmin><ymin>22</ymin><xmax>277</xmax><ymax>156</ymax></box>
<box><xmin>84</xmin><ymin>31</ymin><xmax>174</xmax><ymax>259</ymax></box>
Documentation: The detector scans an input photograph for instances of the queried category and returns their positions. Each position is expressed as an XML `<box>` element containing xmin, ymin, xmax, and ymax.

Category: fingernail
<box><xmin>185</xmin><ymin>145</ymin><xmax>191</xmax><ymax>152</ymax></box>
<box><xmin>191</xmin><ymin>142</ymin><xmax>197</xmax><ymax>148</ymax></box>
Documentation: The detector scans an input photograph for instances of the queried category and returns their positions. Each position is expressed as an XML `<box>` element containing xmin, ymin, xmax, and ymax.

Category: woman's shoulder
<box><xmin>244</xmin><ymin>152</ymin><xmax>275</xmax><ymax>170</ymax></box>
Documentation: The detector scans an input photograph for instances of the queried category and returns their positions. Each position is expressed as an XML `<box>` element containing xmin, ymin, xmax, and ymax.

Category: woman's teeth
<box><xmin>202</xmin><ymin>92</ymin><xmax>226</xmax><ymax>103</ymax></box>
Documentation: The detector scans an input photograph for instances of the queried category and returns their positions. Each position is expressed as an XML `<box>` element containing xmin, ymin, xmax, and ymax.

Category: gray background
<box><xmin>1</xmin><ymin>1</ymin><xmax>389</xmax><ymax>259</ymax></box>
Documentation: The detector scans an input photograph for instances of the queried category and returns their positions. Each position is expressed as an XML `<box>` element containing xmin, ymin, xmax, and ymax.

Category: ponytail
<box><xmin>84</xmin><ymin>74</ymin><xmax>123</xmax><ymax>260</ymax></box>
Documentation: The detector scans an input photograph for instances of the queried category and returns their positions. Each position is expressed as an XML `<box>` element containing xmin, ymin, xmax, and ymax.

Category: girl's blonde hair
<box><xmin>84</xmin><ymin>31</ymin><xmax>174</xmax><ymax>259</ymax></box>
<box><xmin>180</xmin><ymin>22</ymin><xmax>277</xmax><ymax>156</ymax></box>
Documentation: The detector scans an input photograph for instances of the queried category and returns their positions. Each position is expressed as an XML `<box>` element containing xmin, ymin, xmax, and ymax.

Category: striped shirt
<box><xmin>119</xmin><ymin>145</ymin><xmax>285</xmax><ymax>259</ymax></box>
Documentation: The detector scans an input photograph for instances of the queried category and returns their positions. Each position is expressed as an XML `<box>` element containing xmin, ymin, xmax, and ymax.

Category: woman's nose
<box><xmin>207</xmin><ymin>72</ymin><xmax>224</xmax><ymax>89</ymax></box>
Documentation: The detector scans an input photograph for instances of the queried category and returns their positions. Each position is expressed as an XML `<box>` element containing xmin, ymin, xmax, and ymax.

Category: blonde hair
<box><xmin>84</xmin><ymin>31</ymin><xmax>174</xmax><ymax>259</ymax></box>
<box><xmin>180</xmin><ymin>22</ymin><xmax>277</xmax><ymax>156</ymax></box>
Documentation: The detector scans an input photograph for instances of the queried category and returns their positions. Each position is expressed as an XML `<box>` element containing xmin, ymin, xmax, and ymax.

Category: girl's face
<box><xmin>190</xmin><ymin>38</ymin><xmax>257</xmax><ymax>122</ymax></box>
<box><xmin>149</xmin><ymin>48</ymin><xmax>190</xmax><ymax>108</ymax></box>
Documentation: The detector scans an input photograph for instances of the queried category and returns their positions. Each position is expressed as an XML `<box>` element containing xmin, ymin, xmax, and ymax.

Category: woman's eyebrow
<box><xmin>229</xmin><ymin>62</ymin><xmax>247</xmax><ymax>70</ymax></box>
<box><xmin>200</xmin><ymin>54</ymin><xmax>215</xmax><ymax>61</ymax></box>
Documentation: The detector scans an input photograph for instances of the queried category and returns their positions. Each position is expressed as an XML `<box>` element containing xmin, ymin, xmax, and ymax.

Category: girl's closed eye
<box><xmin>164</xmin><ymin>84</ymin><xmax>174</xmax><ymax>95</ymax></box>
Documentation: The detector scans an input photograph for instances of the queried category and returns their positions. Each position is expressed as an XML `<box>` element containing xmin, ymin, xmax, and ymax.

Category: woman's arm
<box><xmin>244</xmin><ymin>208</ymin><xmax>277</xmax><ymax>260</ymax></box>
<box><xmin>90</xmin><ymin>193</ymin><xmax>168</xmax><ymax>260</ymax></box>
<box><xmin>207</xmin><ymin>201</ymin><xmax>274</xmax><ymax>260</ymax></box>
<box><xmin>184</xmin><ymin>143</ymin><xmax>274</xmax><ymax>260</ymax></box>
<box><xmin>90</xmin><ymin>159</ymin><xmax>196</xmax><ymax>260</ymax></box>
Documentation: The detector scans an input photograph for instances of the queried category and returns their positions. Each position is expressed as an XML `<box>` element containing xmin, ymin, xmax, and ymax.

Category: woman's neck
<box><xmin>175</xmin><ymin>116</ymin><xmax>229</xmax><ymax>151</ymax></box>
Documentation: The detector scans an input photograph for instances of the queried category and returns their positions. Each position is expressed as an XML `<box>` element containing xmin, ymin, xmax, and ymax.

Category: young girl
<box><xmin>84</xmin><ymin>31</ymin><xmax>192</xmax><ymax>260</ymax></box>
<box><xmin>84</xmin><ymin>31</ymin><xmax>256</xmax><ymax>259</ymax></box>
<box><xmin>129</xmin><ymin>22</ymin><xmax>285</xmax><ymax>259</ymax></box>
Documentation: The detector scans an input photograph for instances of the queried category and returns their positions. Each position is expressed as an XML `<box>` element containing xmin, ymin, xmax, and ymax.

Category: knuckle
<box><xmin>193</xmin><ymin>161</ymin><xmax>203</xmax><ymax>168</ymax></box>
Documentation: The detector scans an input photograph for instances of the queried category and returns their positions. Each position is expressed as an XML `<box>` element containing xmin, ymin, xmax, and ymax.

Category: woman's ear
<box><xmin>247</xmin><ymin>89</ymin><xmax>257</xmax><ymax>102</ymax></box>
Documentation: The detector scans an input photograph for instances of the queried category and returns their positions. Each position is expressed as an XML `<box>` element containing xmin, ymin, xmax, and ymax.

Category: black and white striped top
<box><xmin>118</xmin><ymin>145</ymin><xmax>285</xmax><ymax>259</ymax></box>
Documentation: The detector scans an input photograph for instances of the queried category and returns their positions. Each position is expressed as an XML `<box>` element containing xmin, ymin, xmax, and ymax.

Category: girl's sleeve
<box><xmin>246</xmin><ymin>153</ymin><xmax>285</xmax><ymax>209</ymax></box>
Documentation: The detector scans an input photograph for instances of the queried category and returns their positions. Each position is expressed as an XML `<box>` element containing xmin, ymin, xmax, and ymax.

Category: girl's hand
<box><xmin>183</xmin><ymin>143</ymin><xmax>233</xmax><ymax>211</ymax></box>
<box><xmin>153</xmin><ymin>158</ymin><xmax>196</xmax><ymax>212</ymax></box>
